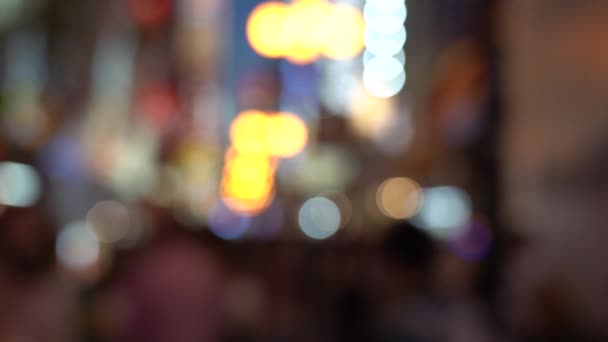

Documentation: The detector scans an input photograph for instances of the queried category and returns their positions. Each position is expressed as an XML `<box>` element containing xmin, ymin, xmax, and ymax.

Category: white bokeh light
<box><xmin>0</xmin><ymin>162</ymin><xmax>41</xmax><ymax>207</ymax></box>
<box><xmin>364</xmin><ymin>4</ymin><xmax>406</xmax><ymax>35</ymax></box>
<box><xmin>363</xmin><ymin>57</ymin><xmax>406</xmax><ymax>98</ymax></box>
<box><xmin>365</xmin><ymin>0</ymin><xmax>406</xmax><ymax>12</ymax></box>
<box><xmin>364</xmin><ymin>28</ymin><xmax>406</xmax><ymax>57</ymax></box>
<box><xmin>362</xmin><ymin>0</ymin><xmax>407</xmax><ymax>98</ymax></box>
<box><xmin>298</xmin><ymin>197</ymin><xmax>341</xmax><ymax>240</ymax></box>
<box><xmin>411</xmin><ymin>186</ymin><xmax>472</xmax><ymax>239</ymax></box>
<box><xmin>56</xmin><ymin>222</ymin><xmax>100</xmax><ymax>270</ymax></box>
<box><xmin>86</xmin><ymin>200</ymin><xmax>132</xmax><ymax>244</ymax></box>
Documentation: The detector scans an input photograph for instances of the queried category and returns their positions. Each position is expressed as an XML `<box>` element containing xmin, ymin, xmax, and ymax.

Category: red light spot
<box><xmin>129</xmin><ymin>0</ymin><xmax>172</xmax><ymax>29</ymax></box>
<box><xmin>136</xmin><ymin>84</ymin><xmax>178</xmax><ymax>132</ymax></box>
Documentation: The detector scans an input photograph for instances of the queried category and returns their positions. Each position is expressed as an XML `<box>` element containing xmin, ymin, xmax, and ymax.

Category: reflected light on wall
<box><xmin>221</xmin><ymin>152</ymin><xmax>275</xmax><ymax>216</ymax></box>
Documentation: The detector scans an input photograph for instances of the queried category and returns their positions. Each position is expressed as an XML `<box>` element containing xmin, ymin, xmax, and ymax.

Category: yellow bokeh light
<box><xmin>225</xmin><ymin>153</ymin><xmax>276</xmax><ymax>185</ymax></box>
<box><xmin>246</xmin><ymin>2</ymin><xmax>290</xmax><ymax>58</ymax></box>
<box><xmin>221</xmin><ymin>167</ymin><xmax>274</xmax><ymax>215</ymax></box>
<box><xmin>322</xmin><ymin>4</ymin><xmax>366</xmax><ymax>60</ymax></box>
<box><xmin>230</xmin><ymin>111</ymin><xmax>308</xmax><ymax>158</ymax></box>
<box><xmin>221</xmin><ymin>149</ymin><xmax>276</xmax><ymax>216</ymax></box>
<box><xmin>222</xmin><ymin>175</ymin><xmax>273</xmax><ymax>201</ymax></box>
<box><xmin>267</xmin><ymin>113</ymin><xmax>308</xmax><ymax>158</ymax></box>
<box><xmin>376</xmin><ymin>177</ymin><xmax>423</xmax><ymax>220</ymax></box>
<box><xmin>283</xmin><ymin>0</ymin><xmax>331</xmax><ymax>64</ymax></box>
<box><xmin>230</xmin><ymin>110</ymin><xmax>271</xmax><ymax>155</ymax></box>
<box><xmin>224</xmin><ymin>109</ymin><xmax>308</xmax><ymax>215</ymax></box>
<box><xmin>246</xmin><ymin>0</ymin><xmax>364</xmax><ymax>63</ymax></box>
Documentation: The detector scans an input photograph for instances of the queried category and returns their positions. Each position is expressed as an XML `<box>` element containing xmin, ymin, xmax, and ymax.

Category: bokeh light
<box><xmin>209</xmin><ymin>201</ymin><xmax>252</xmax><ymax>240</ymax></box>
<box><xmin>362</xmin><ymin>0</ymin><xmax>407</xmax><ymax>98</ymax></box>
<box><xmin>280</xmin><ymin>145</ymin><xmax>358</xmax><ymax>194</ymax></box>
<box><xmin>86</xmin><ymin>200</ymin><xmax>132</xmax><ymax>244</ymax></box>
<box><xmin>282</xmin><ymin>0</ymin><xmax>331</xmax><ymax>64</ymax></box>
<box><xmin>364</xmin><ymin>2</ymin><xmax>406</xmax><ymax>36</ymax></box>
<box><xmin>104</xmin><ymin>135</ymin><xmax>158</xmax><ymax>200</ymax></box>
<box><xmin>56</xmin><ymin>222</ymin><xmax>100</xmax><ymax>271</ymax></box>
<box><xmin>230</xmin><ymin>110</ymin><xmax>271</xmax><ymax>155</ymax></box>
<box><xmin>0</xmin><ymin>162</ymin><xmax>41</xmax><ymax>207</ymax></box>
<box><xmin>129</xmin><ymin>0</ymin><xmax>172</xmax><ymax>29</ymax></box>
<box><xmin>224</xmin><ymin>110</ymin><xmax>308</xmax><ymax>215</ymax></box>
<box><xmin>448</xmin><ymin>218</ymin><xmax>493</xmax><ymax>263</ymax></box>
<box><xmin>224</xmin><ymin>151</ymin><xmax>277</xmax><ymax>182</ymax></box>
<box><xmin>246</xmin><ymin>2</ymin><xmax>290</xmax><ymax>58</ymax></box>
<box><xmin>231</xmin><ymin>110</ymin><xmax>307</xmax><ymax>158</ymax></box>
<box><xmin>221</xmin><ymin>150</ymin><xmax>276</xmax><ymax>216</ymax></box>
<box><xmin>320</xmin><ymin>191</ymin><xmax>353</xmax><ymax>228</ymax></box>
<box><xmin>411</xmin><ymin>186</ymin><xmax>472</xmax><ymax>239</ymax></box>
<box><xmin>363</xmin><ymin>56</ymin><xmax>406</xmax><ymax>98</ymax></box>
<box><xmin>135</xmin><ymin>84</ymin><xmax>178</xmax><ymax>133</ymax></box>
<box><xmin>321</xmin><ymin>4</ymin><xmax>366</xmax><ymax>60</ymax></box>
<box><xmin>298</xmin><ymin>197</ymin><xmax>341</xmax><ymax>240</ymax></box>
<box><xmin>376</xmin><ymin>177</ymin><xmax>423</xmax><ymax>220</ymax></box>
<box><xmin>365</xmin><ymin>29</ymin><xmax>406</xmax><ymax>57</ymax></box>
<box><xmin>246</xmin><ymin>0</ymin><xmax>365</xmax><ymax>64</ymax></box>
<box><xmin>170</xmin><ymin>139</ymin><xmax>221</xmax><ymax>220</ymax></box>
<box><xmin>221</xmin><ymin>177</ymin><xmax>274</xmax><ymax>216</ymax></box>
<box><xmin>266</xmin><ymin>113</ymin><xmax>308</xmax><ymax>158</ymax></box>
<box><xmin>364</xmin><ymin>0</ymin><xmax>405</xmax><ymax>12</ymax></box>
<box><xmin>349</xmin><ymin>89</ymin><xmax>397</xmax><ymax>139</ymax></box>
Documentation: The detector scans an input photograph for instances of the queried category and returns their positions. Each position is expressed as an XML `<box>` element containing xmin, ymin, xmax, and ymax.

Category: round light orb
<box><xmin>56</xmin><ymin>222</ymin><xmax>100</xmax><ymax>271</ymax></box>
<box><xmin>376</xmin><ymin>177</ymin><xmax>423</xmax><ymax>219</ymax></box>
<box><xmin>298</xmin><ymin>197</ymin><xmax>341</xmax><ymax>240</ymax></box>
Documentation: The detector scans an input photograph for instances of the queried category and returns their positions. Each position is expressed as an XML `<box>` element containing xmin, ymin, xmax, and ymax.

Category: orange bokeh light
<box><xmin>246</xmin><ymin>0</ymin><xmax>365</xmax><ymax>64</ymax></box>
